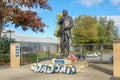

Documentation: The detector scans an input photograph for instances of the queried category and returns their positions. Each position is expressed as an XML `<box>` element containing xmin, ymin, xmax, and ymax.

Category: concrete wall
<box><xmin>10</xmin><ymin>43</ymin><xmax>20</xmax><ymax>67</ymax></box>
<box><xmin>113</xmin><ymin>40</ymin><xmax>120</xmax><ymax>77</ymax></box>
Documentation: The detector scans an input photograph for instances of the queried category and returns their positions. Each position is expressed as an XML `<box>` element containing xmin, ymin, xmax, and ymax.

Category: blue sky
<box><xmin>7</xmin><ymin>0</ymin><xmax>120</xmax><ymax>39</ymax></box>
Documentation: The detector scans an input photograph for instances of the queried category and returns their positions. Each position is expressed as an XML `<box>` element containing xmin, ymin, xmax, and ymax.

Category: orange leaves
<box><xmin>38</xmin><ymin>0</ymin><xmax>51</xmax><ymax>10</ymax></box>
<box><xmin>2</xmin><ymin>7</ymin><xmax>13</xmax><ymax>16</ymax></box>
<box><xmin>5</xmin><ymin>0</ymin><xmax>52</xmax><ymax>10</ymax></box>
<box><xmin>0</xmin><ymin>0</ymin><xmax>51</xmax><ymax>34</ymax></box>
<box><xmin>12</xmin><ymin>10</ymin><xmax>45</xmax><ymax>32</ymax></box>
<box><xmin>39</xmin><ymin>0</ymin><xmax>47</xmax><ymax>4</ymax></box>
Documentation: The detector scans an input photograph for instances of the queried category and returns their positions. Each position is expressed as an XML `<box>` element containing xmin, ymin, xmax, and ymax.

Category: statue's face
<box><xmin>63</xmin><ymin>10</ymin><xmax>67</xmax><ymax>16</ymax></box>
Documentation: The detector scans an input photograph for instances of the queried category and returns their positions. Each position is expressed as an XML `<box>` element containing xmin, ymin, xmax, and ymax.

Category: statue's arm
<box><xmin>58</xmin><ymin>17</ymin><xmax>64</xmax><ymax>25</ymax></box>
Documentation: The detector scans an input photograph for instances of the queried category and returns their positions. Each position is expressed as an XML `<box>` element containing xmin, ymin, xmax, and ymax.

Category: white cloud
<box><xmin>110</xmin><ymin>0</ymin><xmax>120</xmax><ymax>10</ymax></box>
<box><xmin>110</xmin><ymin>0</ymin><xmax>120</xmax><ymax>6</ymax></box>
<box><xmin>107</xmin><ymin>16</ymin><xmax>120</xmax><ymax>27</ymax></box>
<box><xmin>76</xmin><ymin>0</ymin><xmax>103</xmax><ymax>7</ymax></box>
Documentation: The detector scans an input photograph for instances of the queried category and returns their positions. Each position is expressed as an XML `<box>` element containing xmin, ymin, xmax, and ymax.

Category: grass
<box><xmin>38</xmin><ymin>53</ymin><xmax>48</xmax><ymax>59</ymax></box>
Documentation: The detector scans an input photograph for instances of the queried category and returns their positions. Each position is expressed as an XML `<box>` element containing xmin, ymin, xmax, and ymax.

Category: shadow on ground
<box><xmin>89</xmin><ymin>64</ymin><xmax>113</xmax><ymax>76</ymax></box>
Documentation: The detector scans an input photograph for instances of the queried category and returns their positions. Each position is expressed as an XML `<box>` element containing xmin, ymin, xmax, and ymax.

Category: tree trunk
<box><xmin>0</xmin><ymin>0</ymin><xmax>4</xmax><ymax>38</ymax></box>
<box><xmin>0</xmin><ymin>21</ymin><xmax>2</xmax><ymax>39</ymax></box>
<box><xmin>0</xmin><ymin>29</ymin><xmax>1</xmax><ymax>39</ymax></box>
<box><xmin>0</xmin><ymin>25</ymin><xmax>2</xmax><ymax>54</ymax></box>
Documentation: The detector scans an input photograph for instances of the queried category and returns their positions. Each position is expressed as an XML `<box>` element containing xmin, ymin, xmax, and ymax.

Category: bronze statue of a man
<box><xmin>57</xmin><ymin>10</ymin><xmax>74</xmax><ymax>56</ymax></box>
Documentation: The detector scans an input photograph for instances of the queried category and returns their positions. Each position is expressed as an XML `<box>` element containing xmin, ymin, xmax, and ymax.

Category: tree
<box><xmin>98</xmin><ymin>17</ymin><xmax>119</xmax><ymax>44</ymax></box>
<box><xmin>113</xmin><ymin>26</ymin><xmax>119</xmax><ymax>40</ymax></box>
<box><xmin>98</xmin><ymin>17</ymin><xmax>108</xmax><ymax>44</ymax></box>
<box><xmin>106</xmin><ymin>19</ymin><xmax>115</xmax><ymax>43</ymax></box>
<box><xmin>54</xmin><ymin>14</ymin><xmax>62</xmax><ymax>38</ymax></box>
<box><xmin>0</xmin><ymin>0</ymin><xmax>51</xmax><ymax>38</ymax></box>
<box><xmin>72</xmin><ymin>16</ymin><xmax>119</xmax><ymax>45</ymax></box>
<box><xmin>72</xmin><ymin>15</ymin><xmax>98</xmax><ymax>44</ymax></box>
<box><xmin>0</xmin><ymin>35</ymin><xmax>15</xmax><ymax>63</ymax></box>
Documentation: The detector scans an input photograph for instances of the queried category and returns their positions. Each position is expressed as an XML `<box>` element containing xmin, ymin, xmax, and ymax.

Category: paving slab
<box><xmin>0</xmin><ymin>61</ymin><xmax>113</xmax><ymax>80</ymax></box>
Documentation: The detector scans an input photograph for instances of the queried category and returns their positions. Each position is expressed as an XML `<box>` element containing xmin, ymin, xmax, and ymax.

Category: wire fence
<box><xmin>70</xmin><ymin>44</ymin><xmax>113</xmax><ymax>63</ymax></box>
<box><xmin>0</xmin><ymin>43</ymin><xmax>113</xmax><ymax>65</ymax></box>
<box><xmin>20</xmin><ymin>44</ymin><xmax>113</xmax><ymax>65</ymax></box>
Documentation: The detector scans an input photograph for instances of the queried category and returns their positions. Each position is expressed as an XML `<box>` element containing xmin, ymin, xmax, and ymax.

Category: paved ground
<box><xmin>0</xmin><ymin>61</ymin><xmax>113</xmax><ymax>80</ymax></box>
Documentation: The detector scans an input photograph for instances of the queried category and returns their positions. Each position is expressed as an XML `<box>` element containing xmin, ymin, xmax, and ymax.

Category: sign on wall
<box><xmin>15</xmin><ymin>46</ymin><xmax>20</xmax><ymax>57</ymax></box>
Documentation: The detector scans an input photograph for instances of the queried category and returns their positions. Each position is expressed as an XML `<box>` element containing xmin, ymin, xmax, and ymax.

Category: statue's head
<box><xmin>63</xmin><ymin>9</ymin><xmax>68</xmax><ymax>16</ymax></box>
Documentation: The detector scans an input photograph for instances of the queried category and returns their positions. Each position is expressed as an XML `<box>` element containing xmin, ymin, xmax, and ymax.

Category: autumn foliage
<box><xmin>12</xmin><ymin>9</ymin><xmax>45</xmax><ymax>32</ymax></box>
<box><xmin>0</xmin><ymin>0</ymin><xmax>51</xmax><ymax>36</ymax></box>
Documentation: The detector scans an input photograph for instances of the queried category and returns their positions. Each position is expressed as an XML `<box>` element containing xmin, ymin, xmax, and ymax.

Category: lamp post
<box><xmin>7</xmin><ymin>30</ymin><xmax>14</xmax><ymax>41</ymax></box>
<box><xmin>36</xmin><ymin>40</ymin><xmax>39</xmax><ymax>64</ymax></box>
<box><xmin>3</xmin><ymin>30</ymin><xmax>14</xmax><ymax>41</ymax></box>
<box><xmin>47</xmin><ymin>46</ymin><xmax>51</xmax><ymax>60</ymax></box>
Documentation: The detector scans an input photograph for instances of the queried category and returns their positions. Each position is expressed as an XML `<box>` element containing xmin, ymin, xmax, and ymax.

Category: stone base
<box><xmin>109</xmin><ymin>77</ymin><xmax>120</xmax><ymax>80</ymax></box>
<box><xmin>52</xmin><ymin>59</ymin><xmax>89</xmax><ymax>72</ymax></box>
<box><xmin>32</xmin><ymin>60</ymin><xmax>88</xmax><ymax>73</ymax></box>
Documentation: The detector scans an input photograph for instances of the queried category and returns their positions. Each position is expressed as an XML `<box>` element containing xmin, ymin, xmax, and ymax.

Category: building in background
<box><xmin>1</xmin><ymin>29</ymin><xmax>59</xmax><ymax>53</ymax></box>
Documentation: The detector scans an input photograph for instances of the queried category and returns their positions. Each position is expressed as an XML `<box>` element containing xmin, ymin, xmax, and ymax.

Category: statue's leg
<box><xmin>65</xmin><ymin>35</ymin><xmax>70</xmax><ymax>56</ymax></box>
<box><xmin>60</xmin><ymin>35</ymin><xmax>65</xmax><ymax>56</ymax></box>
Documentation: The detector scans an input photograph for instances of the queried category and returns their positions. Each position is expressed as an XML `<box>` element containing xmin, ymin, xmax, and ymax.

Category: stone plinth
<box><xmin>10</xmin><ymin>43</ymin><xmax>20</xmax><ymax>68</ymax></box>
<box><xmin>113</xmin><ymin>40</ymin><xmax>120</xmax><ymax>77</ymax></box>
<box><xmin>31</xmin><ymin>60</ymin><xmax>88</xmax><ymax>73</ymax></box>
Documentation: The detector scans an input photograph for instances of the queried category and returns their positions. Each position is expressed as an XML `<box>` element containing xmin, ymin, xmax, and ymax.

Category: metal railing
<box><xmin>0</xmin><ymin>43</ymin><xmax>113</xmax><ymax>64</ymax></box>
<box><xmin>70</xmin><ymin>44</ymin><xmax>113</xmax><ymax>63</ymax></box>
<box><xmin>20</xmin><ymin>44</ymin><xmax>113</xmax><ymax>65</ymax></box>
